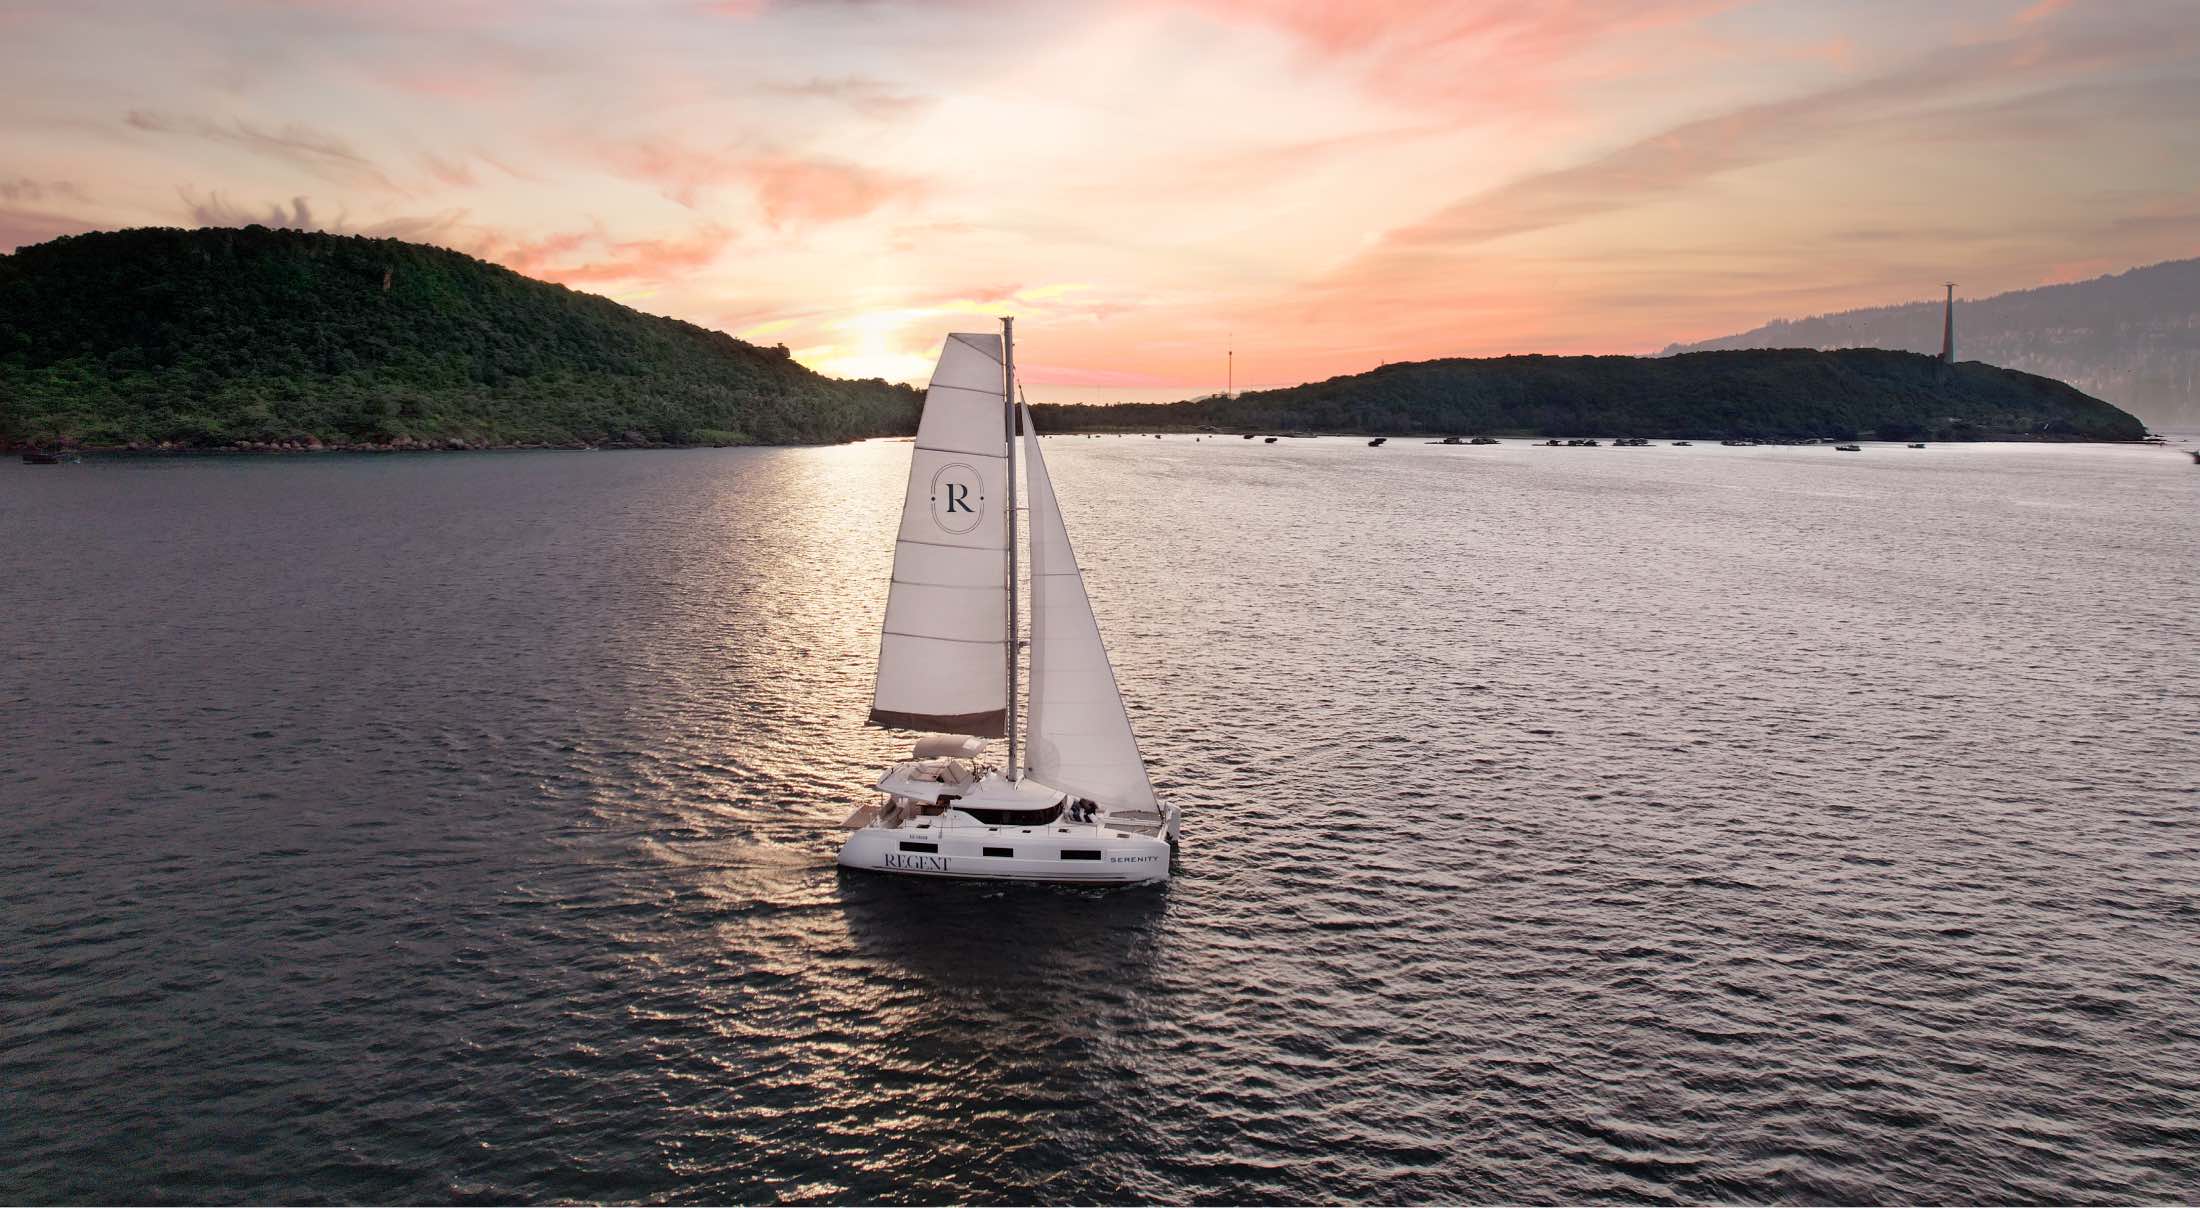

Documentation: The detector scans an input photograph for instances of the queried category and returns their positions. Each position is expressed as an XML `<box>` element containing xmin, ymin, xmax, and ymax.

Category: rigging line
<box><xmin>890</xmin><ymin>577</ymin><xmax>1000</xmax><ymax>590</ymax></box>
<box><xmin>913</xmin><ymin>443</ymin><xmax>1007</xmax><ymax>458</ymax></box>
<box><xmin>948</xmin><ymin>332</ymin><xmax>1003</xmax><ymax>364</ymax></box>
<box><xmin>880</xmin><ymin>630</ymin><xmax>1007</xmax><ymax>646</ymax></box>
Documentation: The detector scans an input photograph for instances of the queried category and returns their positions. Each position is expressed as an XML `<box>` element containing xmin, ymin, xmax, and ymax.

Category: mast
<box><xmin>1002</xmin><ymin>315</ymin><xmax>1021</xmax><ymax>779</ymax></box>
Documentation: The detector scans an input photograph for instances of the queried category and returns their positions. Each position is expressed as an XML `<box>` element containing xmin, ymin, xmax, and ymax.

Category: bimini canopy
<box><xmin>955</xmin><ymin>775</ymin><xmax>1067</xmax><ymax>813</ymax></box>
<box><xmin>913</xmin><ymin>734</ymin><xmax>988</xmax><ymax>760</ymax></box>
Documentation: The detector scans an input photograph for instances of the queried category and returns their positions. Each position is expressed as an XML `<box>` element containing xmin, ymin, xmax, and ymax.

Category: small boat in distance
<box><xmin>1264</xmin><ymin>436</ymin><xmax>1278</xmax><ymax>443</ymax></box>
<box><xmin>1836</xmin><ymin>444</ymin><xmax>1862</xmax><ymax>452</ymax></box>
<box><xmin>838</xmin><ymin>321</ymin><xmax>1179</xmax><ymax>885</ymax></box>
<box><xmin>1672</xmin><ymin>441</ymin><xmax>1693</xmax><ymax>447</ymax></box>
<box><xmin>21</xmin><ymin>448</ymin><xmax>63</xmax><ymax>464</ymax></box>
<box><xmin>1368</xmin><ymin>437</ymin><xmax>1387</xmax><ymax>447</ymax></box>
<box><xmin>1910</xmin><ymin>442</ymin><xmax>1928</xmax><ymax>449</ymax></box>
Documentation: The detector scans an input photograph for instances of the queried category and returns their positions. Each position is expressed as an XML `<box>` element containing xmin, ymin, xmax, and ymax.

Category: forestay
<box><xmin>869</xmin><ymin>334</ymin><xmax>1009</xmax><ymax>735</ymax></box>
<box><xmin>1020</xmin><ymin>407</ymin><xmax>1158</xmax><ymax>810</ymax></box>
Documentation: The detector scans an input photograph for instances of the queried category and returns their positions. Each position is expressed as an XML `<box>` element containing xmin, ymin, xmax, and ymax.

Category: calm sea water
<box><xmin>4</xmin><ymin>438</ymin><xmax>2197</xmax><ymax>1204</ymax></box>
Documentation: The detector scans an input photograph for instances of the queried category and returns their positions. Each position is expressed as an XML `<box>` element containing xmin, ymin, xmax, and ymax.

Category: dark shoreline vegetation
<box><xmin>2</xmin><ymin>227</ymin><xmax>2147</xmax><ymax>452</ymax></box>
<box><xmin>1033</xmin><ymin>350</ymin><xmax>2146</xmax><ymax>443</ymax></box>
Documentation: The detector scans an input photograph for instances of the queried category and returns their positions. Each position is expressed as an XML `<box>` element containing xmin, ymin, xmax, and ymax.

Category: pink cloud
<box><xmin>604</xmin><ymin>140</ymin><xmax>747</xmax><ymax>208</ymax></box>
<box><xmin>604</xmin><ymin>139</ymin><xmax>919</xmax><ymax>224</ymax></box>
<box><xmin>484</xmin><ymin>225</ymin><xmax>734</xmax><ymax>285</ymax></box>
<box><xmin>1171</xmin><ymin>0</ymin><xmax>1749</xmax><ymax>113</ymax></box>
<box><xmin>0</xmin><ymin>178</ymin><xmax>90</xmax><ymax>204</ymax></box>
<box><xmin>419</xmin><ymin>152</ymin><xmax>478</xmax><ymax>189</ymax></box>
<box><xmin>747</xmin><ymin>155</ymin><xmax>918</xmax><ymax>226</ymax></box>
<box><xmin>182</xmin><ymin>189</ymin><xmax>317</xmax><ymax>228</ymax></box>
<box><xmin>155</xmin><ymin>183</ymin><xmax>725</xmax><ymax>289</ymax></box>
<box><xmin>2015</xmin><ymin>0</ymin><xmax>2071</xmax><ymax>25</ymax></box>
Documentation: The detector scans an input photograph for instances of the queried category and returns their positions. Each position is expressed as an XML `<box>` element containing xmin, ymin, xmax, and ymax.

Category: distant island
<box><xmin>0</xmin><ymin>226</ymin><xmax>919</xmax><ymax>451</ymax></box>
<box><xmin>1662</xmin><ymin>258</ymin><xmax>2200</xmax><ymax>431</ymax></box>
<box><xmin>1</xmin><ymin>227</ymin><xmax>2147</xmax><ymax>450</ymax></box>
<box><xmin>1034</xmin><ymin>350</ymin><xmax>2144</xmax><ymax>443</ymax></box>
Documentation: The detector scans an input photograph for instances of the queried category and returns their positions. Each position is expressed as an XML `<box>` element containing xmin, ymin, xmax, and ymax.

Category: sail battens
<box><xmin>924</xmin><ymin>382</ymin><xmax>1005</xmax><ymax>397</ymax></box>
<box><xmin>895</xmin><ymin>536</ymin><xmax>997</xmax><ymax>553</ymax></box>
<box><xmin>881</xmin><ymin>630</ymin><xmax>1006</xmax><ymax>645</ymax></box>
<box><xmin>890</xmin><ymin>577</ymin><xmax>1000</xmax><ymax>590</ymax></box>
<box><xmin>911</xmin><ymin>442</ymin><xmax>1008</xmax><ymax>458</ymax></box>
<box><xmin>869</xmin><ymin>333</ymin><xmax>1010</xmax><ymax>730</ymax></box>
<box><xmin>947</xmin><ymin>333</ymin><xmax>1004</xmax><ymax>363</ymax></box>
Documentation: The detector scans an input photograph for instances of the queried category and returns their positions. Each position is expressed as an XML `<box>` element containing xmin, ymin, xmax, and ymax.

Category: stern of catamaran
<box><xmin>835</xmin><ymin>736</ymin><xmax>1173</xmax><ymax>883</ymax></box>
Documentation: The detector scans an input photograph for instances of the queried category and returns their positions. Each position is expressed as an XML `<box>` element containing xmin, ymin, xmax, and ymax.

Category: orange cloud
<box><xmin>748</xmin><ymin>155</ymin><xmax>918</xmax><ymax>226</ymax></box>
<box><xmin>487</xmin><ymin>225</ymin><xmax>734</xmax><ymax>285</ymax></box>
<box><xmin>601</xmin><ymin>139</ymin><xmax>919</xmax><ymax>224</ymax></box>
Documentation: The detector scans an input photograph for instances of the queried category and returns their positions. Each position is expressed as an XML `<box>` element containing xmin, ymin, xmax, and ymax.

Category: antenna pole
<box><xmin>1940</xmin><ymin>282</ymin><xmax>1956</xmax><ymax>364</ymax></box>
<box><xmin>1002</xmin><ymin>315</ymin><xmax>1021</xmax><ymax>780</ymax></box>
<box><xmin>1227</xmin><ymin>336</ymin><xmax>1233</xmax><ymax>399</ymax></box>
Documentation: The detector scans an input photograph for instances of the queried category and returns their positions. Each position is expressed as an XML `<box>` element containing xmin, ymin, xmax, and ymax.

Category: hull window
<box><xmin>898</xmin><ymin>841</ymin><xmax>939</xmax><ymax>854</ymax></box>
<box><xmin>1060</xmin><ymin>850</ymin><xmax>1102</xmax><ymax>861</ymax></box>
<box><xmin>982</xmin><ymin>847</ymin><xmax>1014</xmax><ymax>858</ymax></box>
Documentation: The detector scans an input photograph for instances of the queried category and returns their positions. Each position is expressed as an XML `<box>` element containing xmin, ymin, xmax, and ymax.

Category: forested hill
<box><xmin>1034</xmin><ymin>349</ymin><xmax>2145</xmax><ymax>442</ymax></box>
<box><xmin>0</xmin><ymin>226</ymin><xmax>920</xmax><ymax>449</ymax></box>
<box><xmin>1660</xmin><ymin>259</ymin><xmax>2200</xmax><ymax>431</ymax></box>
<box><xmin>1</xmin><ymin>227</ymin><xmax>2148</xmax><ymax>449</ymax></box>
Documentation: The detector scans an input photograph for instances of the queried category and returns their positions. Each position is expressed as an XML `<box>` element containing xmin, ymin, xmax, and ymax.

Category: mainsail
<box><xmin>869</xmin><ymin>334</ymin><xmax>1009</xmax><ymax>735</ymax></box>
<box><xmin>1020</xmin><ymin>407</ymin><xmax>1159</xmax><ymax>810</ymax></box>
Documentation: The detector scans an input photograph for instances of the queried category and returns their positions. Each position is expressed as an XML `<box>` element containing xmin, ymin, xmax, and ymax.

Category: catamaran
<box><xmin>836</xmin><ymin>319</ymin><xmax>1180</xmax><ymax>884</ymax></box>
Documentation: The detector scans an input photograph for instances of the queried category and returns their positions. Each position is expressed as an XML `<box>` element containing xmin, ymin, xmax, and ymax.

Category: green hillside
<box><xmin>1034</xmin><ymin>350</ymin><xmax>2146</xmax><ymax>442</ymax></box>
<box><xmin>1</xmin><ymin>227</ymin><xmax>2146</xmax><ymax>450</ymax></box>
<box><xmin>0</xmin><ymin>226</ymin><xmax>920</xmax><ymax>449</ymax></box>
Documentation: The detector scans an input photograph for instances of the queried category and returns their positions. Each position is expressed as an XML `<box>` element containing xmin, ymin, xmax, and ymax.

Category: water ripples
<box><xmin>3</xmin><ymin>440</ymin><xmax>2196</xmax><ymax>1202</ymax></box>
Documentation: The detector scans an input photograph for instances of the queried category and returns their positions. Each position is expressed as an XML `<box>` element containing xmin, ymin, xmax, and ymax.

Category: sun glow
<box><xmin>2</xmin><ymin>0</ymin><xmax>2193</xmax><ymax>400</ymax></box>
<box><xmin>799</xmin><ymin>310</ymin><xmax>939</xmax><ymax>383</ymax></box>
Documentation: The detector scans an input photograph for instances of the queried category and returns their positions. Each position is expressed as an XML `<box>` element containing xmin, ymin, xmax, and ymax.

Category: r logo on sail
<box><xmin>928</xmin><ymin>462</ymin><xmax>985</xmax><ymax>535</ymax></box>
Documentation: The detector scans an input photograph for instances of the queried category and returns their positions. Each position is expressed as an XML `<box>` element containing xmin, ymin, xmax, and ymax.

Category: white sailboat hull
<box><xmin>837</xmin><ymin>814</ymin><xmax>1173</xmax><ymax>885</ymax></box>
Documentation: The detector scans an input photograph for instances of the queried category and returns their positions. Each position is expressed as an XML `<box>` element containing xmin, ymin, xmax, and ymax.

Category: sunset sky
<box><xmin>3</xmin><ymin>0</ymin><xmax>2195</xmax><ymax>401</ymax></box>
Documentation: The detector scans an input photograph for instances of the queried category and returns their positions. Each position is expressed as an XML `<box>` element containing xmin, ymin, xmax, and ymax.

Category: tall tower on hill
<box><xmin>1941</xmin><ymin>282</ymin><xmax>1956</xmax><ymax>364</ymax></box>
